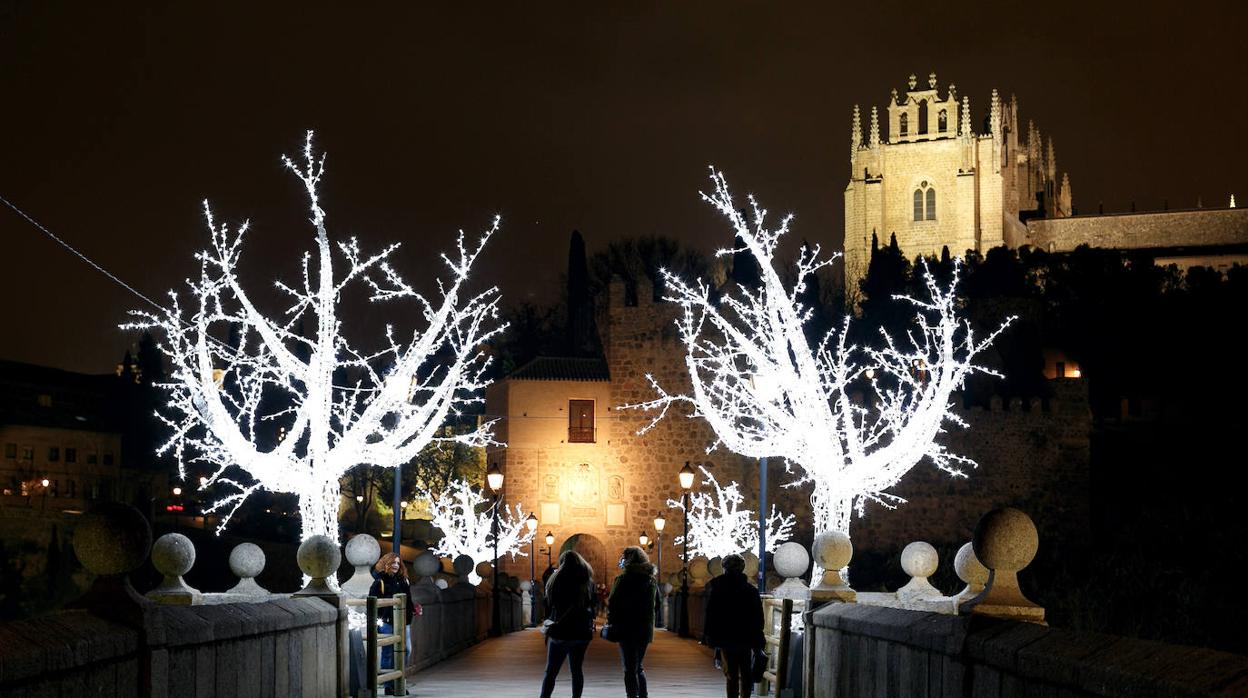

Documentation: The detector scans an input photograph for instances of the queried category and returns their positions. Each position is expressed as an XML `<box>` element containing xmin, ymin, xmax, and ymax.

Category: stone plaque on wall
<box><xmin>606</xmin><ymin>502</ymin><xmax>627</xmax><ymax>528</ymax></box>
<box><xmin>607</xmin><ymin>475</ymin><xmax>624</xmax><ymax>501</ymax></box>
<box><xmin>542</xmin><ymin>474</ymin><xmax>560</xmax><ymax>500</ymax></box>
<box><xmin>566</xmin><ymin>463</ymin><xmax>600</xmax><ymax>516</ymax></box>
<box><xmin>540</xmin><ymin>502</ymin><xmax>561</xmax><ymax>526</ymax></box>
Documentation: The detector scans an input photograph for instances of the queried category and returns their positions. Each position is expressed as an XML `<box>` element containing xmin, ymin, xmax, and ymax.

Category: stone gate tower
<box><xmin>843</xmin><ymin>72</ymin><xmax>1072</xmax><ymax>297</ymax></box>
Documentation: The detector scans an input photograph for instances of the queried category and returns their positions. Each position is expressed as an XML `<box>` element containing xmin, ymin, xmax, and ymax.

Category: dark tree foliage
<box><xmin>588</xmin><ymin>235</ymin><xmax>710</xmax><ymax>305</ymax></box>
<box><xmin>490</xmin><ymin>301</ymin><xmax>563</xmax><ymax>377</ymax></box>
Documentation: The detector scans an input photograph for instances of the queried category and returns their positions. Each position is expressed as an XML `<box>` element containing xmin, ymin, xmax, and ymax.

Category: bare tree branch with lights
<box><xmin>124</xmin><ymin>132</ymin><xmax>506</xmax><ymax>544</ymax></box>
<box><xmin>667</xmin><ymin>464</ymin><xmax>795</xmax><ymax>558</ymax></box>
<box><xmin>426</xmin><ymin>478</ymin><xmax>534</xmax><ymax>583</ymax></box>
<box><xmin>629</xmin><ymin>169</ymin><xmax>1011</xmax><ymax>543</ymax></box>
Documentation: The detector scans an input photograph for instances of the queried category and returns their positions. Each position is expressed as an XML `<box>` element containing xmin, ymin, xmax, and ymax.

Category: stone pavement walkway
<box><xmin>404</xmin><ymin>627</ymin><xmax>727</xmax><ymax>697</ymax></box>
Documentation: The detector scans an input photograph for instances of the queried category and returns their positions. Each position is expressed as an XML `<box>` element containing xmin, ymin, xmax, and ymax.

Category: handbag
<box><xmin>599</xmin><ymin>623</ymin><xmax>619</xmax><ymax>642</ymax></box>
<box><xmin>751</xmin><ymin>648</ymin><xmax>769</xmax><ymax>683</ymax></box>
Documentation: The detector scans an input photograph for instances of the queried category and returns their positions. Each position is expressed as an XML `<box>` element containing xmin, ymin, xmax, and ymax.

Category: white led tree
<box><xmin>125</xmin><ymin>132</ymin><xmax>505</xmax><ymax>544</ymax></box>
<box><xmin>667</xmin><ymin>465</ymin><xmax>794</xmax><ymax>558</ymax></box>
<box><xmin>426</xmin><ymin>478</ymin><xmax>534</xmax><ymax>584</ymax></box>
<box><xmin>632</xmin><ymin>169</ymin><xmax>1010</xmax><ymax>544</ymax></box>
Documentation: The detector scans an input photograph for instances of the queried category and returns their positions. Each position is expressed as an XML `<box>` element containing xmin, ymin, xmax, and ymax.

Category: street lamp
<box><xmin>544</xmin><ymin>531</ymin><xmax>555</xmax><ymax>570</ymax></box>
<box><xmin>653</xmin><ymin>514</ymin><xmax>665</xmax><ymax>583</ymax></box>
<box><xmin>678</xmin><ymin>461</ymin><xmax>695</xmax><ymax>637</ymax></box>
<box><xmin>526</xmin><ymin>512</ymin><xmax>539</xmax><ymax>626</ymax></box>
<box><xmin>172</xmin><ymin>486</ymin><xmax>182</xmax><ymax>496</ymax></box>
<box><xmin>487</xmin><ymin>462</ymin><xmax>504</xmax><ymax>637</ymax></box>
<box><xmin>639</xmin><ymin>531</ymin><xmax>649</xmax><ymax>547</ymax></box>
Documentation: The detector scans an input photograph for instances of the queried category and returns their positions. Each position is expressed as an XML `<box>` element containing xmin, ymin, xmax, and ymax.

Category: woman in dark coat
<box><xmin>702</xmin><ymin>553</ymin><xmax>765</xmax><ymax>698</ymax></box>
<box><xmin>541</xmin><ymin>550</ymin><xmax>596</xmax><ymax>698</ymax></box>
<box><xmin>606</xmin><ymin>546</ymin><xmax>661</xmax><ymax>698</ymax></box>
<box><xmin>368</xmin><ymin>552</ymin><xmax>416</xmax><ymax>696</ymax></box>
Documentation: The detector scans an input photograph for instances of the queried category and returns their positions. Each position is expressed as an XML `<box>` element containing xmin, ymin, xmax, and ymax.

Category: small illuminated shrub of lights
<box><xmin>667</xmin><ymin>465</ymin><xmax>794</xmax><ymax>558</ymax></box>
<box><xmin>629</xmin><ymin>169</ymin><xmax>1011</xmax><ymax>544</ymax></box>
<box><xmin>124</xmin><ymin>132</ymin><xmax>505</xmax><ymax>544</ymax></box>
<box><xmin>426</xmin><ymin>478</ymin><xmax>535</xmax><ymax>584</ymax></box>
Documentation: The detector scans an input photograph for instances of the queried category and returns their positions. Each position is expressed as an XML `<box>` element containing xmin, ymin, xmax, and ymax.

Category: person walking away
<box><xmin>607</xmin><ymin>547</ymin><xmax>661</xmax><ymax>698</ymax></box>
<box><xmin>702</xmin><ymin>553</ymin><xmax>764</xmax><ymax>698</ymax></box>
<box><xmin>369</xmin><ymin>552</ymin><xmax>419</xmax><ymax>696</ymax></box>
<box><xmin>540</xmin><ymin>551</ymin><xmax>596</xmax><ymax>698</ymax></box>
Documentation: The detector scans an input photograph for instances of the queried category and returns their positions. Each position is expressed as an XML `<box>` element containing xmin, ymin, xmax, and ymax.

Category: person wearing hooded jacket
<box><xmin>606</xmin><ymin>546</ymin><xmax>661</xmax><ymax>698</ymax></box>
<box><xmin>702</xmin><ymin>553</ymin><xmax>765</xmax><ymax>698</ymax></box>
<box><xmin>540</xmin><ymin>550</ymin><xmax>597</xmax><ymax>698</ymax></box>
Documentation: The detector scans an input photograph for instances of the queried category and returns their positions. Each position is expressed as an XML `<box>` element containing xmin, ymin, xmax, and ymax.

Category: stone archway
<box><xmin>560</xmin><ymin>532</ymin><xmax>612</xmax><ymax>588</ymax></box>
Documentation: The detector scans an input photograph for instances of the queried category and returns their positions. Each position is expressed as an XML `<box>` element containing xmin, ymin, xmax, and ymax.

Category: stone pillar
<box><xmin>293</xmin><ymin>535</ymin><xmax>349</xmax><ymax>697</ymax></box>
<box><xmin>146</xmin><ymin>533</ymin><xmax>202</xmax><ymax>605</ymax></box>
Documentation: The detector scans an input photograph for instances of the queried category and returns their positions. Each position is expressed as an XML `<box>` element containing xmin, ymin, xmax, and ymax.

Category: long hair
<box><xmin>373</xmin><ymin>552</ymin><xmax>409</xmax><ymax>581</ymax></box>
<box><xmin>546</xmin><ymin>550</ymin><xmax>593</xmax><ymax>599</ymax></box>
<box><xmin>621</xmin><ymin>546</ymin><xmax>650</xmax><ymax>568</ymax></box>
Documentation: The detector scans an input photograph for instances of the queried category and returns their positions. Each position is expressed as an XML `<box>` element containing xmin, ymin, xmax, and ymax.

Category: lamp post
<box><xmin>750</xmin><ymin>371</ymin><xmax>780</xmax><ymax>591</ymax></box>
<box><xmin>392</xmin><ymin>463</ymin><xmax>403</xmax><ymax>554</ymax></box>
<box><xmin>677</xmin><ymin>461</ymin><xmax>695</xmax><ymax>637</ymax></box>
<box><xmin>639</xmin><ymin>531</ymin><xmax>649</xmax><ymax>547</ymax></box>
<box><xmin>525</xmin><ymin>512</ymin><xmax>539</xmax><ymax>626</ymax></box>
<box><xmin>486</xmin><ymin>462</ymin><xmax>504</xmax><ymax>637</ymax></box>
<box><xmin>545</xmin><ymin>531</ymin><xmax>555</xmax><ymax>570</ymax></box>
<box><xmin>653</xmin><ymin>515</ymin><xmax>665</xmax><ymax>581</ymax></box>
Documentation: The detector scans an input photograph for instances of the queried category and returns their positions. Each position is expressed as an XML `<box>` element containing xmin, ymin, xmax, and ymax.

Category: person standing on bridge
<box><xmin>370</xmin><ymin>552</ymin><xmax>418</xmax><ymax>696</ymax></box>
<box><xmin>607</xmin><ymin>546</ymin><xmax>661</xmax><ymax>698</ymax></box>
<box><xmin>702</xmin><ymin>553</ymin><xmax>764</xmax><ymax>698</ymax></box>
<box><xmin>540</xmin><ymin>550</ymin><xmax>597</xmax><ymax>698</ymax></box>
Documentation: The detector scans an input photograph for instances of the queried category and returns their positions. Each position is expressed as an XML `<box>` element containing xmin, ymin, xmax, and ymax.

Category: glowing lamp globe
<box><xmin>654</xmin><ymin>515</ymin><xmax>666</xmax><ymax>532</ymax></box>
<box><xmin>545</xmin><ymin>531</ymin><xmax>555</xmax><ymax>546</ymax></box>
<box><xmin>525</xmin><ymin>512</ymin><xmax>538</xmax><ymax>533</ymax></box>
<box><xmin>639</xmin><ymin>532</ymin><xmax>649</xmax><ymax>546</ymax></box>
<box><xmin>678</xmin><ymin>462</ymin><xmax>696</xmax><ymax>490</ymax></box>
<box><xmin>486</xmin><ymin>463</ymin><xmax>504</xmax><ymax>492</ymax></box>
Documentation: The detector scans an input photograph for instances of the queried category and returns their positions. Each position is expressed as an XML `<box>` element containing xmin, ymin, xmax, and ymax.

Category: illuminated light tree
<box><xmin>124</xmin><ymin>132</ymin><xmax>505</xmax><ymax>544</ymax></box>
<box><xmin>631</xmin><ymin>169</ymin><xmax>1010</xmax><ymax>545</ymax></box>
<box><xmin>667</xmin><ymin>465</ymin><xmax>794</xmax><ymax>558</ymax></box>
<box><xmin>426</xmin><ymin>478</ymin><xmax>534</xmax><ymax>584</ymax></box>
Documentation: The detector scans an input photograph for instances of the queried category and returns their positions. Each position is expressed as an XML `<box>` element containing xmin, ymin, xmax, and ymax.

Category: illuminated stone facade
<box><xmin>844</xmin><ymin>72</ymin><xmax>1071</xmax><ymax>299</ymax></box>
<box><xmin>844</xmin><ymin>72</ymin><xmax>1248</xmax><ymax>297</ymax></box>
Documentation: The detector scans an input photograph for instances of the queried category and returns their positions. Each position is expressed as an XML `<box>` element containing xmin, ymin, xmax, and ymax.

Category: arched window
<box><xmin>926</xmin><ymin>187</ymin><xmax>937</xmax><ymax>220</ymax></box>
<box><xmin>913</xmin><ymin>189</ymin><xmax>923</xmax><ymax>221</ymax></box>
<box><xmin>918</xmin><ymin>100</ymin><xmax>929</xmax><ymax>135</ymax></box>
<box><xmin>899</xmin><ymin>113</ymin><xmax>909</xmax><ymax>137</ymax></box>
<box><xmin>938</xmin><ymin>109</ymin><xmax>948</xmax><ymax>133</ymax></box>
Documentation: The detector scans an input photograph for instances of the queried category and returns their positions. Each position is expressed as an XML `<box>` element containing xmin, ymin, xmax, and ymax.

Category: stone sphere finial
<box><xmin>519</xmin><ymin>580</ymin><xmax>532</xmax><ymax>593</ymax></box>
<box><xmin>73</xmin><ymin>503</ymin><xmax>151</xmax><ymax>576</ymax></box>
<box><xmin>810</xmin><ymin>532</ymin><xmax>855</xmax><ymax>602</ymax></box>
<box><xmin>743</xmin><ymin>552</ymin><xmax>760</xmax><ymax>579</ymax></box>
<box><xmin>293</xmin><ymin>535</ymin><xmax>342</xmax><ymax>597</ymax></box>
<box><xmin>148</xmin><ymin>533</ymin><xmax>202</xmax><ymax>604</ymax></box>
<box><xmin>772</xmin><ymin>542</ymin><xmax>810</xmax><ymax>579</ymax></box>
<box><xmin>708</xmin><ymin>556</ymin><xmax>724</xmax><ymax>577</ymax></box>
<box><xmin>954</xmin><ymin>541</ymin><xmax>989</xmax><ymax>587</ymax></box>
<box><xmin>813</xmin><ymin>531</ymin><xmax>853</xmax><ymax>572</ymax></box>
<box><xmin>152</xmin><ymin>533</ymin><xmax>196</xmax><ymax>577</ymax></box>
<box><xmin>688</xmin><ymin>556</ymin><xmax>710</xmax><ymax>585</ymax></box>
<box><xmin>963</xmin><ymin>508</ymin><xmax>1045</xmax><ymax>623</ymax></box>
<box><xmin>475</xmin><ymin>561</ymin><xmax>494</xmax><ymax>583</ymax></box>
<box><xmin>229</xmin><ymin>543</ymin><xmax>266</xmax><ymax>580</ymax></box>
<box><xmin>973</xmin><ymin>508</ymin><xmax>1039</xmax><ymax>572</ymax></box>
<box><xmin>413</xmin><ymin>552</ymin><xmax>442</xmax><ymax>580</ymax></box>
<box><xmin>344</xmin><ymin>534</ymin><xmax>381</xmax><ymax>568</ymax></box>
<box><xmin>452</xmin><ymin>554</ymin><xmax>474</xmax><ymax>578</ymax></box>
<box><xmin>900</xmin><ymin>541</ymin><xmax>939</xmax><ymax>579</ymax></box>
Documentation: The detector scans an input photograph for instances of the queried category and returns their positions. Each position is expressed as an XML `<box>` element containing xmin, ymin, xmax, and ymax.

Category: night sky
<box><xmin>2</xmin><ymin>2</ymin><xmax>1244</xmax><ymax>373</ymax></box>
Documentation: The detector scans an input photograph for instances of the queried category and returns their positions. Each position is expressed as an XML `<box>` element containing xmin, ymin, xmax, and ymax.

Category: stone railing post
<box><xmin>293</xmin><ymin>535</ymin><xmax>349</xmax><ymax>697</ymax></box>
<box><xmin>147</xmin><ymin>532</ymin><xmax>202</xmax><ymax>605</ymax></box>
<box><xmin>960</xmin><ymin>507</ymin><xmax>1046</xmax><ymax>624</ymax></box>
